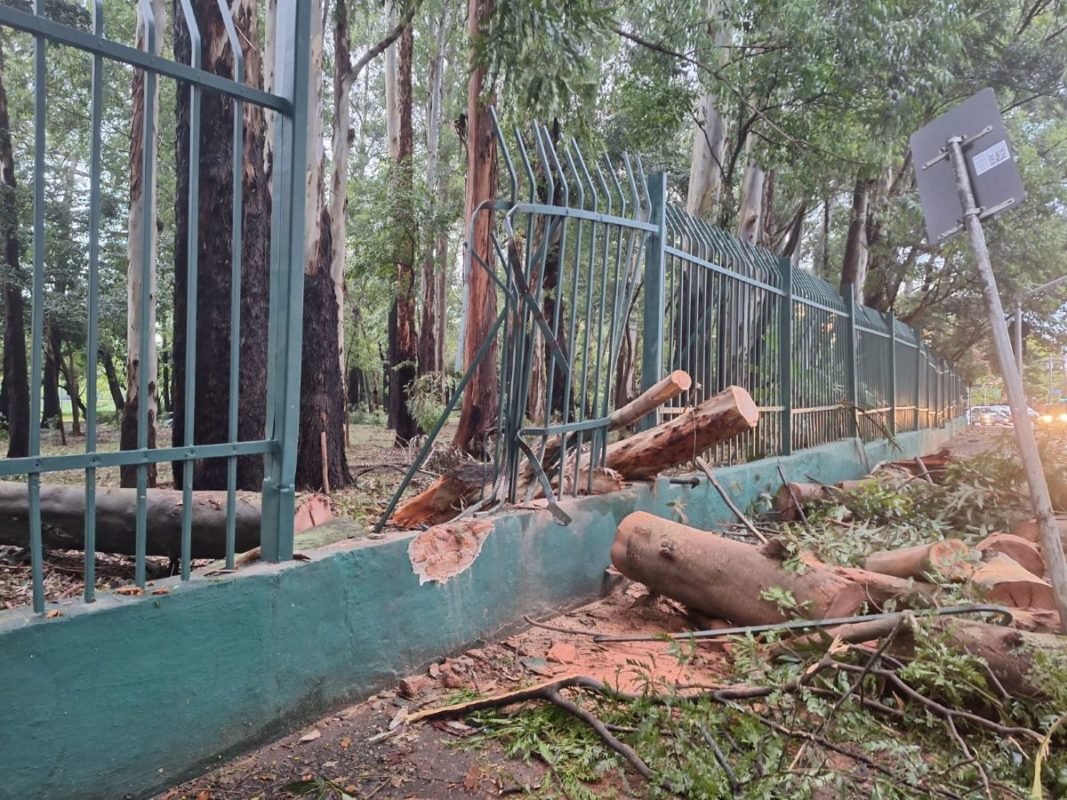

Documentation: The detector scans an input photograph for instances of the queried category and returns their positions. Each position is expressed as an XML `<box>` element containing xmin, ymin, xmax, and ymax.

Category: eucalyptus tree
<box><xmin>172</xmin><ymin>0</ymin><xmax>271</xmax><ymax>491</ymax></box>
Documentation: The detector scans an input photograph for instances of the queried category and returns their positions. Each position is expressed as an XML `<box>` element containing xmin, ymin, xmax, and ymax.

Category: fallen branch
<box><xmin>406</xmin><ymin>674</ymin><xmax>677</xmax><ymax>795</ymax></box>
<box><xmin>695</xmin><ymin>457</ymin><xmax>766</xmax><ymax>543</ymax></box>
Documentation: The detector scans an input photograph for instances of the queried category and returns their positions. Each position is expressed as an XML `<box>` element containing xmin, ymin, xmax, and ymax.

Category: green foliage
<box><xmin>405</xmin><ymin>370</ymin><xmax>457</xmax><ymax>434</ymax></box>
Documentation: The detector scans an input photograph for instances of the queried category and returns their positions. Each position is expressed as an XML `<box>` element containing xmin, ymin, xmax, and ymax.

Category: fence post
<box><xmin>260</xmin><ymin>0</ymin><xmax>311</xmax><ymax>563</ymax></box>
<box><xmin>779</xmin><ymin>258</ymin><xmax>793</xmax><ymax>455</ymax></box>
<box><xmin>914</xmin><ymin>330</ymin><xmax>923</xmax><ymax>430</ymax></box>
<box><xmin>640</xmin><ymin>172</ymin><xmax>667</xmax><ymax>431</ymax></box>
<box><xmin>843</xmin><ymin>286</ymin><xmax>859</xmax><ymax>439</ymax></box>
<box><xmin>886</xmin><ymin>311</ymin><xmax>897</xmax><ymax>438</ymax></box>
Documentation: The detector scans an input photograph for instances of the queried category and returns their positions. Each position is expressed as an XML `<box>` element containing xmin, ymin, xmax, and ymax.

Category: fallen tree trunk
<box><xmin>611</xmin><ymin>511</ymin><xmax>866</xmax><ymax>624</ymax></box>
<box><xmin>863</xmin><ymin>539</ymin><xmax>973</xmax><ymax>581</ymax></box>
<box><xmin>392</xmin><ymin>376</ymin><xmax>756</xmax><ymax>528</ymax></box>
<box><xmin>0</xmin><ymin>482</ymin><xmax>330</xmax><ymax>558</ymax></box>
<box><xmin>602</xmin><ymin>385</ymin><xmax>758</xmax><ymax>480</ymax></box>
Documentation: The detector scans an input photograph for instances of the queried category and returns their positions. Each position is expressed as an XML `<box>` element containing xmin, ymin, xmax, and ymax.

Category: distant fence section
<box><xmin>380</xmin><ymin>114</ymin><xmax>966</xmax><ymax>528</ymax></box>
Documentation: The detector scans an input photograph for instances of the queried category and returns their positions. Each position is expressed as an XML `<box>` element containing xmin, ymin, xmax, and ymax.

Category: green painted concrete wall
<box><xmin>0</xmin><ymin>425</ymin><xmax>959</xmax><ymax>800</ymax></box>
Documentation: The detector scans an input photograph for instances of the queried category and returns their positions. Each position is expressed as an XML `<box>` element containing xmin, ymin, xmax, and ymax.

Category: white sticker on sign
<box><xmin>972</xmin><ymin>140</ymin><xmax>1011</xmax><ymax>177</ymax></box>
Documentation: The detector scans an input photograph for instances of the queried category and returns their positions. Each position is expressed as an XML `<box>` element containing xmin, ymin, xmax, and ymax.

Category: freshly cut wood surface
<box><xmin>976</xmin><ymin>533</ymin><xmax>1045</xmax><ymax>578</ymax></box>
<box><xmin>863</xmin><ymin>539</ymin><xmax>973</xmax><ymax>581</ymax></box>
<box><xmin>970</xmin><ymin>555</ymin><xmax>1056</xmax><ymax>611</ymax></box>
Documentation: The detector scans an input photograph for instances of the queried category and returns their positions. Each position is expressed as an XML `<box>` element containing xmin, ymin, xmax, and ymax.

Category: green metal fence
<box><xmin>0</xmin><ymin>0</ymin><xmax>310</xmax><ymax>613</ymax></box>
<box><xmin>381</xmin><ymin>115</ymin><xmax>967</xmax><ymax>528</ymax></box>
<box><xmin>652</xmin><ymin>204</ymin><xmax>966</xmax><ymax>461</ymax></box>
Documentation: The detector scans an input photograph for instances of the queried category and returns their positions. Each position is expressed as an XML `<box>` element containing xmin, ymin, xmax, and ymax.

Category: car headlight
<box><xmin>1041</xmin><ymin>414</ymin><xmax>1054</xmax><ymax>423</ymax></box>
<box><xmin>1059</xmin><ymin>413</ymin><xmax>1067</xmax><ymax>423</ymax></box>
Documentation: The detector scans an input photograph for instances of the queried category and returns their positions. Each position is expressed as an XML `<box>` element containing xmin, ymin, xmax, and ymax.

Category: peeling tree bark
<box><xmin>452</xmin><ymin>0</ymin><xmax>499</xmax><ymax>455</ymax></box>
<box><xmin>294</xmin><ymin>0</ymin><xmax>351</xmax><ymax>491</ymax></box>
<box><xmin>121</xmin><ymin>0</ymin><xmax>164</xmax><ymax>487</ymax></box>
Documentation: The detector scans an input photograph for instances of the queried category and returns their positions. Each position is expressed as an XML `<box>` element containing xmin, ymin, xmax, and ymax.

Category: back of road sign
<box><xmin>909</xmin><ymin>88</ymin><xmax>1026</xmax><ymax>244</ymax></box>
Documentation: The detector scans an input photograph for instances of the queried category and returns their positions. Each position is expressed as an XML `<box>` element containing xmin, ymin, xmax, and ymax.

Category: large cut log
<box><xmin>392</xmin><ymin>371</ymin><xmax>699</xmax><ymax>528</ymax></box>
<box><xmin>611</xmin><ymin>512</ymin><xmax>866</xmax><ymax>624</ymax></box>
<box><xmin>969</xmin><ymin>554</ymin><xmax>1056</xmax><ymax>610</ymax></box>
<box><xmin>863</xmin><ymin>539</ymin><xmax>973</xmax><ymax>581</ymax></box>
<box><xmin>0</xmin><ymin>482</ymin><xmax>330</xmax><ymax>558</ymax></box>
<box><xmin>976</xmin><ymin>532</ymin><xmax>1045</xmax><ymax>578</ymax></box>
<box><xmin>603</xmin><ymin>386</ymin><xmax>758</xmax><ymax>480</ymax></box>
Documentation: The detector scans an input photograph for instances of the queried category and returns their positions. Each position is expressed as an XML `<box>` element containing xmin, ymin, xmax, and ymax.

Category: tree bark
<box><xmin>417</xmin><ymin>6</ymin><xmax>450</xmax><ymax>376</ymax></box>
<box><xmin>0</xmin><ymin>481</ymin><xmax>330</xmax><ymax>559</ymax></box>
<box><xmin>121</xmin><ymin>0</ymin><xmax>164</xmax><ymax>487</ymax></box>
<box><xmin>611</xmin><ymin>512</ymin><xmax>867</xmax><ymax>624</ymax></box>
<box><xmin>686</xmin><ymin>93</ymin><xmax>727</xmax><ymax>218</ymax></box>
<box><xmin>840</xmin><ymin>177</ymin><xmax>871</xmax><ymax>302</ymax></box>
<box><xmin>42</xmin><ymin>316</ymin><xmax>64</xmax><ymax>441</ymax></box>
<box><xmin>329</xmin><ymin>0</ymin><xmax>351</xmax><ymax>389</ymax></box>
<box><xmin>736</xmin><ymin>163</ymin><xmax>764</xmax><ymax>244</ymax></box>
<box><xmin>602</xmin><ymin>385</ymin><xmax>758</xmax><ymax>480</ymax></box>
<box><xmin>293</xmin><ymin>0</ymin><xmax>351</xmax><ymax>491</ymax></box>
<box><xmin>172</xmin><ymin>0</ymin><xmax>271</xmax><ymax>490</ymax></box>
<box><xmin>62</xmin><ymin>345</ymin><xmax>82</xmax><ymax>437</ymax></box>
<box><xmin>0</xmin><ymin>38</ymin><xmax>29</xmax><ymax>458</ymax></box>
<box><xmin>452</xmin><ymin>0</ymin><xmax>499</xmax><ymax>455</ymax></box>
<box><xmin>100</xmin><ymin>346</ymin><xmax>125</xmax><ymax>413</ymax></box>
<box><xmin>387</xmin><ymin>22</ymin><xmax>419</xmax><ymax>446</ymax></box>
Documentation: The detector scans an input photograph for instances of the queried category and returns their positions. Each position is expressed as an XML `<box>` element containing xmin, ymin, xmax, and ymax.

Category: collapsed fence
<box><xmin>380</xmin><ymin>114</ymin><xmax>966</xmax><ymax>527</ymax></box>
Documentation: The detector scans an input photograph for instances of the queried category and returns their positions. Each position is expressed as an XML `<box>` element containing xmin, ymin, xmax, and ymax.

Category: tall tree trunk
<box><xmin>819</xmin><ymin>196</ymin><xmax>832</xmax><ymax>278</ymax></box>
<box><xmin>452</xmin><ymin>0</ymin><xmax>498</xmax><ymax>455</ymax></box>
<box><xmin>436</xmin><ymin>230</ymin><xmax>448</xmax><ymax>378</ymax></box>
<box><xmin>329</xmin><ymin>0</ymin><xmax>351</xmax><ymax>397</ymax></box>
<box><xmin>294</xmin><ymin>0</ymin><xmax>351</xmax><ymax>491</ymax></box>
<box><xmin>100</xmin><ymin>346</ymin><xmax>126</xmax><ymax>413</ymax></box>
<box><xmin>418</xmin><ymin>7</ymin><xmax>450</xmax><ymax>376</ymax></box>
<box><xmin>121</xmin><ymin>0</ymin><xmax>164</xmax><ymax>487</ymax></box>
<box><xmin>388</xmin><ymin>22</ymin><xmax>419</xmax><ymax>446</ymax></box>
<box><xmin>686</xmin><ymin>93</ymin><xmax>727</xmax><ymax>218</ymax></box>
<box><xmin>840</xmin><ymin>177</ymin><xmax>871</xmax><ymax>303</ymax></box>
<box><xmin>0</xmin><ymin>39</ymin><xmax>29</xmax><ymax>458</ymax></box>
<box><xmin>736</xmin><ymin>163</ymin><xmax>764</xmax><ymax>244</ymax></box>
<box><xmin>62</xmin><ymin>345</ymin><xmax>82</xmax><ymax>437</ymax></box>
<box><xmin>172</xmin><ymin>0</ymin><xmax>271</xmax><ymax>490</ymax></box>
<box><xmin>42</xmin><ymin>316</ymin><xmax>63</xmax><ymax>436</ymax></box>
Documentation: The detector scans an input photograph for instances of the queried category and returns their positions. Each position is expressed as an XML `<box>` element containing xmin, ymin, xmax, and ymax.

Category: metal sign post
<box><xmin>910</xmin><ymin>89</ymin><xmax>1067</xmax><ymax>630</ymax></box>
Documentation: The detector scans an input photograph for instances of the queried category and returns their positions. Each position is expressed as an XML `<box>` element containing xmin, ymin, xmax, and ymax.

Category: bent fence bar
<box><xmin>0</xmin><ymin>0</ymin><xmax>311</xmax><ymax>612</ymax></box>
<box><xmin>379</xmin><ymin>115</ymin><xmax>966</xmax><ymax>528</ymax></box>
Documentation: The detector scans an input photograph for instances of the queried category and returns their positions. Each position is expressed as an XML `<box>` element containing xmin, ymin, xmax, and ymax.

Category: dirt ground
<box><xmin>156</xmin><ymin>583</ymin><xmax>725</xmax><ymax>800</ymax></box>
